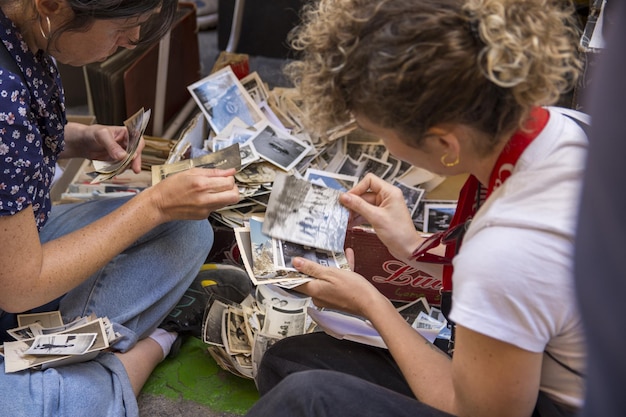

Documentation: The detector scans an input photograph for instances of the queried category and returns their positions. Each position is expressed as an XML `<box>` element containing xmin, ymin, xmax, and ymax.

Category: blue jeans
<box><xmin>0</xmin><ymin>196</ymin><xmax>213</xmax><ymax>417</ymax></box>
<box><xmin>39</xmin><ymin>196</ymin><xmax>214</xmax><ymax>351</ymax></box>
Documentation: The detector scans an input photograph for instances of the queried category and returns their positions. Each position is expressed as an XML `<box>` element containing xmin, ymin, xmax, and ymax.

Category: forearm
<box><xmin>59</xmin><ymin>122</ymin><xmax>89</xmax><ymax>159</ymax></box>
<box><xmin>24</xmin><ymin>191</ymin><xmax>163</xmax><ymax>311</ymax></box>
<box><xmin>366</xmin><ymin>298</ymin><xmax>458</xmax><ymax>414</ymax></box>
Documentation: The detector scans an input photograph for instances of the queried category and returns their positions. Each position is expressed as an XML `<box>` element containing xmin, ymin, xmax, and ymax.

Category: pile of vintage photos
<box><xmin>152</xmin><ymin>65</ymin><xmax>457</xmax><ymax>236</ymax></box>
<box><xmin>0</xmin><ymin>311</ymin><xmax>119</xmax><ymax>373</ymax></box>
<box><xmin>152</xmin><ymin>65</ymin><xmax>456</xmax><ymax>378</ymax></box>
<box><xmin>202</xmin><ymin>284</ymin><xmax>447</xmax><ymax>380</ymax></box>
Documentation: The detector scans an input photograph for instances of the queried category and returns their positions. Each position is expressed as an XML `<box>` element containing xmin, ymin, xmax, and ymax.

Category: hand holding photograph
<box><xmin>262</xmin><ymin>173</ymin><xmax>349</xmax><ymax>253</ymax></box>
<box><xmin>151</xmin><ymin>143</ymin><xmax>242</xmax><ymax>185</ymax></box>
<box><xmin>90</xmin><ymin>107</ymin><xmax>152</xmax><ymax>184</ymax></box>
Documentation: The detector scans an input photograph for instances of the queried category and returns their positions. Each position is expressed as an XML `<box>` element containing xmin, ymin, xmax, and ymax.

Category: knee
<box><xmin>256</xmin><ymin>337</ymin><xmax>304</xmax><ymax>394</ymax></box>
<box><xmin>168</xmin><ymin>219</ymin><xmax>214</xmax><ymax>259</ymax></box>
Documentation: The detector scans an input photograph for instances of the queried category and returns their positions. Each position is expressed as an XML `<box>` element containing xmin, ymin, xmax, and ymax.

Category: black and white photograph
<box><xmin>358</xmin><ymin>154</ymin><xmax>392</xmax><ymax>180</ymax></box>
<box><xmin>263</xmin><ymin>173</ymin><xmax>349</xmax><ymax>253</ymax></box>
<box><xmin>227</xmin><ymin>307</ymin><xmax>252</xmax><ymax>354</ymax></box>
<box><xmin>393</xmin><ymin>179</ymin><xmax>426</xmax><ymax>217</ymax></box>
<box><xmin>188</xmin><ymin>66</ymin><xmax>265</xmax><ymax>134</ymax></box>
<box><xmin>337</xmin><ymin>155</ymin><xmax>361</xmax><ymax>177</ymax></box>
<box><xmin>25</xmin><ymin>333</ymin><xmax>97</xmax><ymax>356</ymax></box>
<box><xmin>304</xmin><ymin>168</ymin><xmax>358</xmax><ymax>192</ymax></box>
<box><xmin>261</xmin><ymin>305</ymin><xmax>308</xmax><ymax>339</ymax></box>
<box><xmin>238</xmin><ymin>141</ymin><xmax>259</xmax><ymax>166</ymax></box>
<box><xmin>16</xmin><ymin>311</ymin><xmax>63</xmax><ymax>329</ymax></box>
<box><xmin>346</xmin><ymin>141</ymin><xmax>388</xmax><ymax>161</ymax></box>
<box><xmin>274</xmin><ymin>239</ymin><xmax>338</xmax><ymax>271</ymax></box>
<box><xmin>240</xmin><ymin>71</ymin><xmax>270</xmax><ymax>105</ymax></box>
<box><xmin>383</xmin><ymin>155</ymin><xmax>403</xmax><ymax>181</ymax></box>
<box><xmin>249</xmin><ymin>123</ymin><xmax>313</xmax><ymax>172</ymax></box>
<box><xmin>204</xmin><ymin>299</ymin><xmax>229</xmax><ymax>346</ymax></box>
<box><xmin>423</xmin><ymin>203</ymin><xmax>457</xmax><ymax>233</ymax></box>
<box><xmin>255</xmin><ymin>283</ymin><xmax>311</xmax><ymax>312</ymax></box>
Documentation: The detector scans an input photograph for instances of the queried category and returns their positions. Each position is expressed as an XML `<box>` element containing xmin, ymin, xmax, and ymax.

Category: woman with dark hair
<box><xmin>0</xmin><ymin>1</ymin><xmax>240</xmax><ymax>415</ymax></box>
<box><xmin>246</xmin><ymin>0</ymin><xmax>588</xmax><ymax>416</ymax></box>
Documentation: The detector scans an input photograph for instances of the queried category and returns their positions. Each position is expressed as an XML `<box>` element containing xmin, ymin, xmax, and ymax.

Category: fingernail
<box><xmin>292</xmin><ymin>257</ymin><xmax>303</xmax><ymax>268</ymax></box>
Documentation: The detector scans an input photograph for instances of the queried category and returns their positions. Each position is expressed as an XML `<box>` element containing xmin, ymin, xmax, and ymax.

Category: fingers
<box><xmin>95</xmin><ymin>126</ymin><xmax>128</xmax><ymax>161</ymax></box>
<box><xmin>292</xmin><ymin>256</ymin><xmax>326</xmax><ymax>279</ymax></box>
<box><xmin>340</xmin><ymin>192</ymin><xmax>378</xmax><ymax>224</ymax></box>
<box><xmin>345</xmin><ymin>247</ymin><xmax>356</xmax><ymax>271</ymax></box>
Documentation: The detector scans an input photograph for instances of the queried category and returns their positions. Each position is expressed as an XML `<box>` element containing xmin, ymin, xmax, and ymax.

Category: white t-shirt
<box><xmin>449</xmin><ymin>107</ymin><xmax>588</xmax><ymax>408</ymax></box>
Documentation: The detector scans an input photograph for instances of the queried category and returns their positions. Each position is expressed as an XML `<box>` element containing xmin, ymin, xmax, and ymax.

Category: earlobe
<box><xmin>36</xmin><ymin>0</ymin><xmax>64</xmax><ymax>16</ymax></box>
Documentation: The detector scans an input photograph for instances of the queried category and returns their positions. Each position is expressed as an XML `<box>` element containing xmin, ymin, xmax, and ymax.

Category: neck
<box><xmin>471</xmin><ymin>137</ymin><xmax>509</xmax><ymax>186</ymax></box>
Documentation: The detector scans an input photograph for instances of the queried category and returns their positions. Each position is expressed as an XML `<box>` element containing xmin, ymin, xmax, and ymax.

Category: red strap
<box><xmin>439</xmin><ymin>107</ymin><xmax>549</xmax><ymax>291</ymax></box>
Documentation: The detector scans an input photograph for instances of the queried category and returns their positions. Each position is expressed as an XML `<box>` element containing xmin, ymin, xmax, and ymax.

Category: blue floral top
<box><xmin>0</xmin><ymin>9</ymin><xmax>66</xmax><ymax>230</ymax></box>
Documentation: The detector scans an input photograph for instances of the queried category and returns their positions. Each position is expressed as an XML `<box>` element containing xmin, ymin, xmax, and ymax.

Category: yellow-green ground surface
<box><xmin>141</xmin><ymin>337</ymin><xmax>259</xmax><ymax>415</ymax></box>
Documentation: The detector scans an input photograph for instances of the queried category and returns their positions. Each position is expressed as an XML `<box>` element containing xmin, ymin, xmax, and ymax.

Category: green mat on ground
<box><xmin>142</xmin><ymin>337</ymin><xmax>259</xmax><ymax>415</ymax></box>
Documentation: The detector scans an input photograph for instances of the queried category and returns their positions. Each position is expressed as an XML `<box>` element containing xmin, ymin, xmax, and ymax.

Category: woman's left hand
<box><xmin>61</xmin><ymin>122</ymin><xmax>144</xmax><ymax>173</ymax></box>
<box><xmin>292</xmin><ymin>254</ymin><xmax>387</xmax><ymax>318</ymax></box>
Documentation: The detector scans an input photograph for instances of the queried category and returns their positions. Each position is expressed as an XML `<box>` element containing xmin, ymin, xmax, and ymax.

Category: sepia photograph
<box><xmin>263</xmin><ymin>174</ymin><xmax>349</xmax><ymax>253</ymax></box>
<box><xmin>227</xmin><ymin>307</ymin><xmax>252</xmax><ymax>354</ymax></box>
<box><xmin>151</xmin><ymin>143</ymin><xmax>242</xmax><ymax>185</ymax></box>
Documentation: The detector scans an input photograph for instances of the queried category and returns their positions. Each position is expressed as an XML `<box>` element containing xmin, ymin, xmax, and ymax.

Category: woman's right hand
<box><xmin>340</xmin><ymin>173</ymin><xmax>422</xmax><ymax>261</ymax></box>
<box><xmin>149</xmin><ymin>167</ymin><xmax>240</xmax><ymax>222</ymax></box>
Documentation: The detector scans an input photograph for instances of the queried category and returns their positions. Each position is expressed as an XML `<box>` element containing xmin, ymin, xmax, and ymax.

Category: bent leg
<box><xmin>0</xmin><ymin>353</ymin><xmax>139</xmax><ymax>417</ymax></box>
<box><xmin>247</xmin><ymin>370</ymin><xmax>453</xmax><ymax>417</ymax></box>
<box><xmin>40</xmin><ymin>197</ymin><xmax>213</xmax><ymax>351</ymax></box>
<box><xmin>256</xmin><ymin>332</ymin><xmax>413</xmax><ymax>397</ymax></box>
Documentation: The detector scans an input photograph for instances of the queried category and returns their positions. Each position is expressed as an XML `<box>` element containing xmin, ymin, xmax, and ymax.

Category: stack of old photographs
<box><xmin>308</xmin><ymin>296</ymin><xmax>448</xmax><ymax>348</ymax></box>
<box><xmin>234</xmin><ymin>173</ymin><xmax>352</xmax><ymax>289</ymax></box>
<box><xmin>202</xmin><ymin>284</ymin><xmax>315</xmax><ymax>379</ymax></box>
<box><xmin>178</xmin><ymin>65</ymin><xmax>456</xmax><ymax>233</ymax></box>
<box><xmin>1</xmin><ymin>311</ymin><xmax>119</xmax><ymax>373</ymax></box>
<box><xmin>202</xmin><ymin>288</ymin><xmax>449</xmax><ymax>380</ymax></box>
<box><xmin>90</xmin><ymin>107</ymin><xmax>151</xmax><ymax>184</ymax></box>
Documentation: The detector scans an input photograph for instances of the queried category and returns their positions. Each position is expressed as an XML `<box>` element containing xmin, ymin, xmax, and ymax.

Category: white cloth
<box><xmin>449</xmin><ymin>107</ymin><xmax>588</xmax><ymax>408</ymax></box>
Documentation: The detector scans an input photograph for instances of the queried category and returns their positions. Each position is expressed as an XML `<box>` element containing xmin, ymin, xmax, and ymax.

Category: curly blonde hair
<box><xmin>286</xmin><ymin>0</ymin><xmax>582</xmax><ymax>152</ymax></box>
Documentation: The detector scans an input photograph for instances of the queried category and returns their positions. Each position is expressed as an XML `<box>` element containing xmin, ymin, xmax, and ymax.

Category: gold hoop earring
<box><xmin>440</xmin><ymin>153</ymin><xmax>459</xmax><ymax>167</ymax></box>
<box><xmin>39</xmin><ymin>16</ymin><xmax>51</xmax><ymax>40</ymax></box>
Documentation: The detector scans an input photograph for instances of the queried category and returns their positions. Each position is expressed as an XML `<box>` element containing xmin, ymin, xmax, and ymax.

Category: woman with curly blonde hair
<box><xmin>245</xmin><ymin>0</ymin><xmax>588</xmax><ymax>416</ymax></box>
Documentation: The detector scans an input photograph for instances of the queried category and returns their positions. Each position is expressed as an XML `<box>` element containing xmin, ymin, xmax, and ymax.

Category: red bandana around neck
<box><xmin>412</xmin><ymin>107</ymin><xmax>549</xmax><ymax>292</ymax></box>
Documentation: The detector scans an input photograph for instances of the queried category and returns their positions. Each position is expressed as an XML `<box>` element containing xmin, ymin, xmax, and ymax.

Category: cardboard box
<box><xmin>345</xmin><ymin>227</ymin><xmax>444</xmax><ymax>306</ymax></box>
